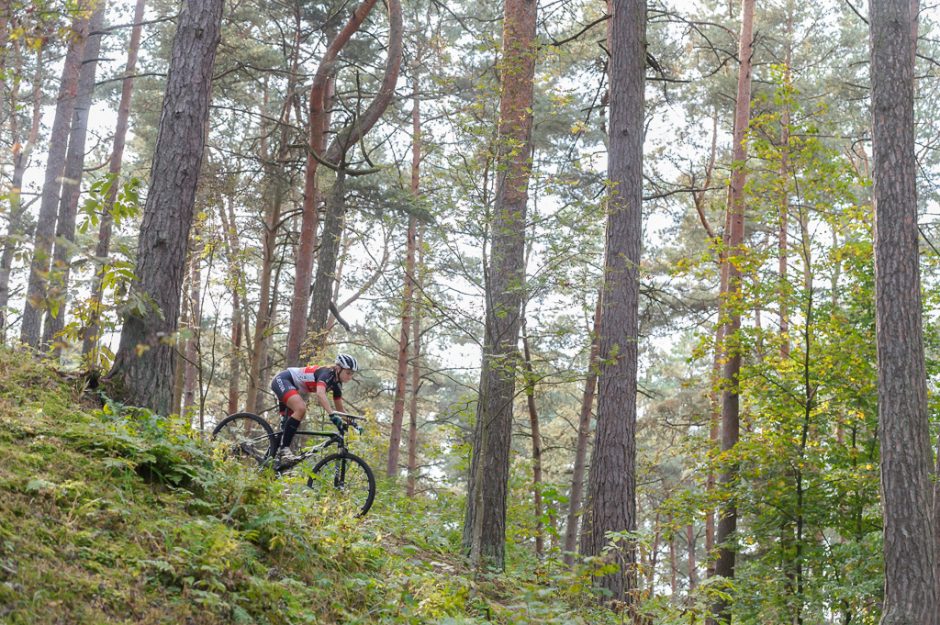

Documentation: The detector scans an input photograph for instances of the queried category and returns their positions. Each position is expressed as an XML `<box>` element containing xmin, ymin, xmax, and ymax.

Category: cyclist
<box><xmin>271</xmin><ymin>353</ymin><xmax>360</xmax><ymax>467</ymax></box>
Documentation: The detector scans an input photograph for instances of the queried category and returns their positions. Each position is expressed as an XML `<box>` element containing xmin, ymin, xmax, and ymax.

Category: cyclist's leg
<box><xmin>281</xmin><ymin>394</ymin><xmax>307</xmax><ymax>448</ymax></box>
<box><xmin>271</xmin><ymin>372</ymin><xmax>305</xmax><ymax>450</ymax></box>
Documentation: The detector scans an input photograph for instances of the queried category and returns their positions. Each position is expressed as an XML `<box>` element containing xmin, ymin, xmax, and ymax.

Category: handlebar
<box><xmin>330</xmin><ymin>411</ymin><xmax>366</xmax><ymax>421</ymax></box>
<box><xmin>330</xmin><ymin>412</ymin><xmax>366</xmax><ymax>434</ymax></box>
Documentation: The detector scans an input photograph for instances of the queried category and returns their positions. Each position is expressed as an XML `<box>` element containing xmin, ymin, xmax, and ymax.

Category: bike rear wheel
<box><xmin>306</xmin><ymin>452</ymin><xmax>376</xmax><ymax>517</ymax></box>
<box><xmin>211</xmin><ymin>412</ymin><xmax>276</xmax><ymax>467</ymax></box>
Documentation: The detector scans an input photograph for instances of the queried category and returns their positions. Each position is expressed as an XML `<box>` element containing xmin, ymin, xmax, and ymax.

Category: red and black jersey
<box><xmin>279</xmin><ymin>366</ymin><xmax>342</xmax><ymax>398</ymax></box>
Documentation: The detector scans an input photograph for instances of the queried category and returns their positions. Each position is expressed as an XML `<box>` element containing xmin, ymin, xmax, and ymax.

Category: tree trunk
<box><xmin>246</xmin><ymin>14</ymin><xmax>301</xmax><ymax>410</ymax></box>
<box><xmin>1</xmin><ymin>44</ymin><xmax>44</xmax><ymax>340</ymax></box>
<box><xmin>172</xmin><ymin>269</ymin><xmax>189</xmax><ymax>417</ymax></box>
<box><xmin>21</xmin><ymin>6</ymin><xmax>91</xmax><ymax>348</ymax></box>
<box><xmin>407</xmin><ymin>241</ymin><xmax>422</xmax><ymax>498</ymax></box>
<box><xmin>302</xmin><ymin>0</ymin><xmax>404</xmax><ymax>360</ymax></box>
<box><xmin>778</xmin><ymin>1</ymin><xmax>793</xmax><ymax>360</ymax></box>
<box><xmin>670</xmin><ymin>533</ymin><xmax>678</xmax><ymax>596</ymax></box>
<box><xmin>219</xmin><ymin>199</ymin><xmax>243</xmax><ymax>415</ymax></box>
<box><xmin>870</xmin><ymin>1</ymin><xmax>938</xmax><ymax>623</ymax></box>
<box><xmin>693</xmin><ymin>107</ymin><xmax>721</xmax><ymax>581</ymax></box>
<box><xmin>564</xmin><ymin>298</ymin><xmax>601</xmax><ymax>566</ymax></box>
<box><xmin>387</xmin><ymin>209</ymin><xmax>417</xmax><ymax>475</ymax></box>
<box><xmin>711</xmin><ymin>2</ymin><xmax>755</xmax><ymax>622</ymax></box>
<box><xmin>390</xmin><ymin>76</ymin><xmax>422</xmax><ymax>478</ymax></box>
<box><xmin>578</xmin><ymin>0</ymin><xmax>645</xmax><ymax>604</ymax></box>
<box><xmin>246</xmin><ymin>173</ymin><xmax>282</xmax><ymax>413</ymax></box>
<box><xmin>646</xmin><ymin>517</ymin><xmax>661</xmax><ymax>593</ymax></box>
<box><xmin>285</xmin><ymin>0</ymin><xmax>379</xmax><ymax>366</ymax></box>
<box><xmin>521</xmin><ymin>319</ymin><xmax>545</xmax><ymax>558</ymax></box>
<box><xmin>107</xmin><ymin>0</ymin><xmax>223</xmax><ymax>415</ymax></box>
<box><xmin>182</xmin><ymin>241</ymin><xmax>202</xmax><ymax>417</ymax></box>
<box><xmin>305</xmin><ymin>169</ymin><xmax>347</xmax><ymax>360</ymax></box>
<box><xmin>687</xmin><ymin>523</ymin><xmax>697</xmax><ymax>591</ymax></box>
<box><xmin>462</xmin><ymin>0</ymin><xmax>537</xmax><ymax>571</ymax></box>
<box><xmin>83</xmin><ymin>0</ymin><xmax>147</xmax><ymax>362</ymax></box>
<box><xmin>0</xmin><ymin>3</ymin><xmax>9</xmax><ymax>76</ymax></box>
<box><xmin>43</xmin><ymin>1</ymin><xmax>106</xmax><ymax>350</ymax></box>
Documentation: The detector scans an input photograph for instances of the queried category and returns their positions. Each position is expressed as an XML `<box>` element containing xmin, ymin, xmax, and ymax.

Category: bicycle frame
<box><xmin>272</xmin><ymin>412</ymin><xmax>363</xmax><ymax>469</ymax></box>
<box><xmin>286</xmin><ymin>429</ymin><xmax>346</xmax><ymax>463</ymax></box>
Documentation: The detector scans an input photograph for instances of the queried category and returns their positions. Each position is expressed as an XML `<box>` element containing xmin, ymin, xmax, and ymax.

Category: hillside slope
<box><xmin>0</xmin><ymin>353</ymin><xmax>613</xmax><ymax>625</ymax></box>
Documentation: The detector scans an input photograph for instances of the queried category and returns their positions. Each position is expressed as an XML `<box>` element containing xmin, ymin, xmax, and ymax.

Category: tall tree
<box><xmin>42</xmin><ymin>0</ymin><xmax>106</xmax><ymax>349</ymax></box>
<box><xmin>83</xmin><ymin>0</ymin><xmax>147</xmax><ymax>361</ymax></box>
<box><xmin>20</xmin><ymin>3</ymin><xmax>92</xmax><ymax>347</ymax></box>
<box><xmin>284</xmin><ymin>0</ymin><xmax>379</xmax><ymax>366</ymax></box>
<box><xmin>578</xmin><ymin>0</ymin><xmax>645</xmax><ymax>603</ymax></box>
<box><xmin>389</xmin><ymin>73</ymin><xmax>422</xmax><ymax>479</ymax></box>
<box><xmin>462</xmin><ymin>0</ymin><xmax>537</xmax><ymax>570</ymax></box>
<box><xmin>245</xmin><ymin>7</ymin><xmax>303</xmax><ymax>412</ymax></box>
<box><xmin>219</xmin><ymin>198</ymin><xmax>244</xmax><ymax>415</ymax></box>
<box><xmin>303</xmin><ymin>0</ymin><xmax>403</xmax><ymax>360</ymax></box>
<box><xmin>181</xmin><ymin>234</ymin><xmax>202</xmax><ymax>418</ymax></box>
<box><xmin>107</xmin><ymin>0</ymin><xmax>224</xmax><ymax>414</ymax></box>
<box><xmin>711</xmin><ymin>1</ymin><xmax>755</xmax><ymax>621</ymax></box>
<box><xmin>869</xmin><ymin>0</ymin><xmax>938</xmax><ymax>623</ymax></box>
<box><xmin>521</xmin><ymin>317</ymin><xmax>545</xmax><ymax>557</ymax></box>
<box><xmin>1</xmin><ymin>41</ymin><xmax>45</xmax><ymax>339</ymax></box>
<box><xmin>406</xmin><ymin>230</ymin><xmax>423</xmax><ymax>498</ymax></box>
<box><xmin>563</xmin><ymin>299</ymin><xmax>601</xmax><ymax>566</ymax></box>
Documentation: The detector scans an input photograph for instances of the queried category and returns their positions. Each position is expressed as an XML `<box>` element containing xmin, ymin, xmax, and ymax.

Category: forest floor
<box><xmin>0</xmin><ymin>350</ymin><xmax>618</xmax><ymax>624</ymax></box>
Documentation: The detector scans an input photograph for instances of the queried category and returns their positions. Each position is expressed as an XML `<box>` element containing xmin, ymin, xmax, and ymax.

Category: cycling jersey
<box><xmin>271</xmin><ymin>366</ymin><xmax>342</xmax><ymax>405</ymax></box>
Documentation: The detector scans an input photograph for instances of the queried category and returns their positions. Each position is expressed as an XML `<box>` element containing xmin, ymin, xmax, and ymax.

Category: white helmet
<box><xmin>335</xmin><ymin>353</ymin><xmax>360</xmax><ymax>372</ymax></box>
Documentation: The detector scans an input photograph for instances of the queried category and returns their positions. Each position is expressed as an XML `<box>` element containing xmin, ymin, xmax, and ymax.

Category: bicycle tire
<box><xmin>211</xmin><ymin>412</ymin><xmax>276</xmax><ymax>467</ymax></box>
<box><xmin>306</xmin><ymin>452</ymin><xmax>376</xmax><ymax>517</ymax></box>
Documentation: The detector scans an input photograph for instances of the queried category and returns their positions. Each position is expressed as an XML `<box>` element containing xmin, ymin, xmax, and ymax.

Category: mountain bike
<box><xmin>210</xmin><ymin>410</ymin><xmax>376</xmax><ymax>517</ymax></box>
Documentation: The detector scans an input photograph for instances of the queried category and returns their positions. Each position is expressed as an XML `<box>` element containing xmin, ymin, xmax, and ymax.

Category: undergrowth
<box><xmin>0</xmin><ymin>351</ymin><xmax>620</xmax><ymax>624</ymax></box>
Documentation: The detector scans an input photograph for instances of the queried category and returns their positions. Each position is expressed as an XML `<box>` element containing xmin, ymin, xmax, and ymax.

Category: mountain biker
<box><xmin>271</xmin><ymin>353</ymin><xmax>360</xmax><ymax>467</ymax></box>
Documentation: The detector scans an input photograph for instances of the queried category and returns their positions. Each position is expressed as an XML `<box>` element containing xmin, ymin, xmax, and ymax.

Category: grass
<box><xmin>0</xmin><ymin>351</ymin><xmax>619</xmax><ymax>625</ymax></box>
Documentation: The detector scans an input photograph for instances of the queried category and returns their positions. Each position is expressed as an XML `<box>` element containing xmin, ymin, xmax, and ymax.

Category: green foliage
<box><xmin>0</xmin><ymin>351</ymin><xmax>625</xmax><ymax>624</ymax></box>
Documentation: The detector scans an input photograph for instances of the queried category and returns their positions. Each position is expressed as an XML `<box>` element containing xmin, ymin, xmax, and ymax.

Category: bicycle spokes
<box><xmin>306</xmin><ymin>453</ymin><xmax>376</xmax><ymax>517</ymax></box>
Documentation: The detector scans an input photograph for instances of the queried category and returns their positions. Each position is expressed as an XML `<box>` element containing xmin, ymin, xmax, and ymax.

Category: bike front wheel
<box><xmin>211</xmin><ymin>412</ymin><xmax>276</xmax><ymax>467</ymax></box>
<box><xmin>306</xmin><ymin>452</ymin><xmax>376</xmax><ymax>517</ymax></box>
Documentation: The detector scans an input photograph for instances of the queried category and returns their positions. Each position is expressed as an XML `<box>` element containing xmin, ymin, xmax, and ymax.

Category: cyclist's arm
<box><xmin>332</xmin><ymin>396</ymin><xmax>346</xmax><ymax>413</ymax></box>
<box><xmin>314</xmin><ymin>386</ymin><xmax>334</xmax><ymax>413</ymax></box>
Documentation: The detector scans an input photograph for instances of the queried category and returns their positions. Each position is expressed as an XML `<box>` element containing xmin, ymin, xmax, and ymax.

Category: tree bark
<box><xmin>520</xmin><ymin>318</ymin><xmax>545</xmax><ymax>558</ymax></box>
<box><xmin>172</xmin><ymin>269</ymin><xmax>189</xmax><ymax>417</ymax></box>
<box><xmin>578</xmin><ymin>0</ymin><xmax>645</xmax><ymax>604</ymax></box>
<box><xmin>219</xmin><ymin>199</ymin><xmax>243</xmax><ymax>415</ymax></box>
<box><xmin>285</xmin><ymin>0</ymin><xmax>379</xmax><ymax>366</ymax></box>
<box><xmin>305</xmin><ymin>169</ymin><xmax>347</xmax><ymax>360</ymax></box>
<box><xmin>182</xmin><ymin>239</ymin><xmax>202</xmax><ymax>417</ymax></box>
<box><xmin>693</xmin><ymin>106</ymin><xmax>720</xmax><ymax>581</ymax></box>
<box><xmin>83</xmin><ymin>0</ymin><xmax>147</xmax><ymax>362</ymax></box>
<box><xmin>246</xmin><ymin>10</ymin><xmax>302</xmax><ymax>411</ymax></box>
<box><xmin>778</xmin><ymin>2</ymin><xmax>792</xmax><ymax>360</ymax></box>
<box><xmin>302</xmin><ymin>0</ymin><xmax>404</xmax><ymax>359</ymax></box>
<box><xmin>246</xmin><ymin>172</ymin><xmax>283</xmax><ymax>413</ymax></box>
<box><xmin>1</xmin><ymin>43</ymin><xmax>44</xmax><ymax>340</ymax></box>
<box><xmin>406</xmin><ymin>241</ymin><xmax>422</xmax><ymax>498</ymax></box>
<box><xmin>21</xmin><ymin>5</ymin><xmax>91</xmax><ymax>348</ymax></box>
<box><xmin>870</xmin><ymin>1</ymin><xmax>938</xmax><ymax>623</ymax></box>
<box><xmin>462</xmin><ymin>0</ymin><xmax>537</xmax><ymax>571</ymax></box>
<box><xmin>107</xmin><ymin>0</ymin><xmax>223</xmax><ymax>415</ymax></box>
<box><xmin>711</xmin><ymin>2</ymin><xmax>754</xmax><ymax>622</ymax></box>
<box><xmin>43</xmin><ymin>1</ymin><xmax>107</xmax><ymax>350</ymax></box>
<box><xmin>564</xmin><ymin>299</ymin><xmax>601</xmax><ymax>566</ymax></box>
<box><xmin>389</xmin><ymin>76</ymin><xmax>421</xmax><ymax>478</ymax></box>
